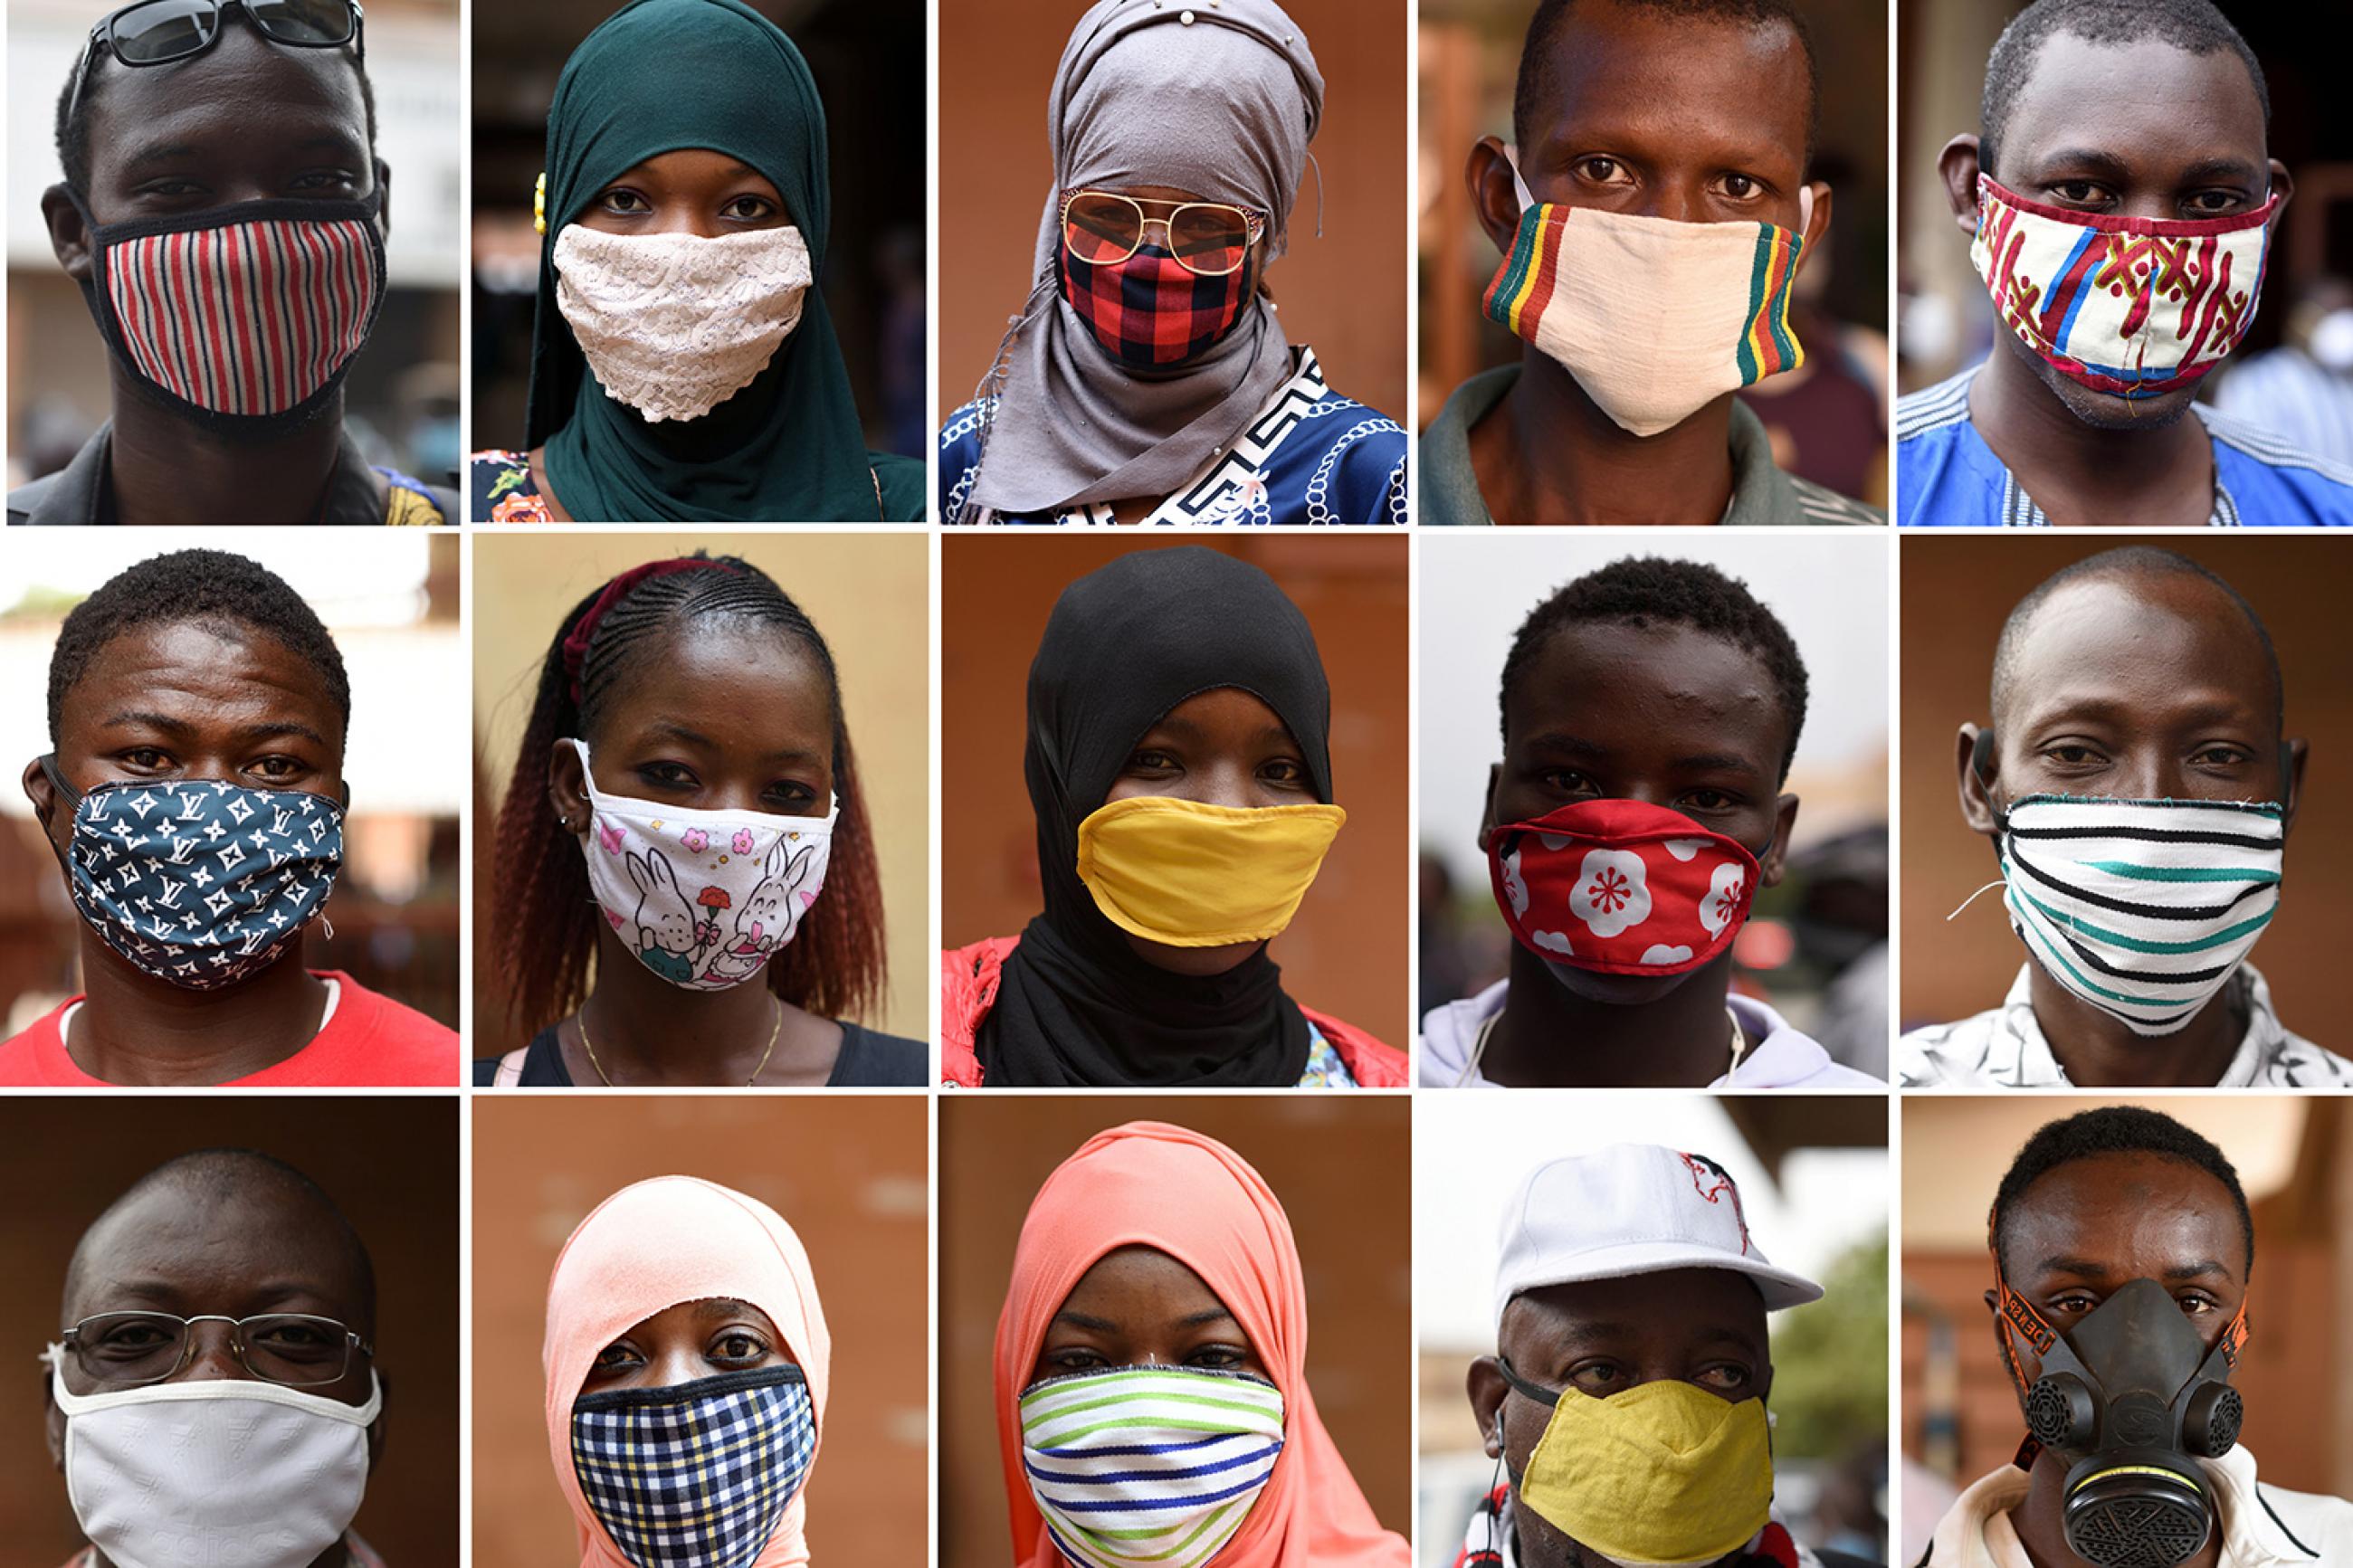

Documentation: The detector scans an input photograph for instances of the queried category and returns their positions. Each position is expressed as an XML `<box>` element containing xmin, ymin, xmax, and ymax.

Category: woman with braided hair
<box><xmin>476</xmin><ymin>553</ymin><xmax>922</xmax><ymax>1086</ymax></box>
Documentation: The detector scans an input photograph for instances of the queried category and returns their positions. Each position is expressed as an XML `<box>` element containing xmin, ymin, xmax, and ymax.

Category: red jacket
<box><xmin>940</xmin><ymin>936</ymin><xmax>1407</xmax><ymax>1087</ymax></box>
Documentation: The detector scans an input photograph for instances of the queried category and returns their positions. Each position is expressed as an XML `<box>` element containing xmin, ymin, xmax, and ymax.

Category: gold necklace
<box><xmin>576</xmin><ymin>1000</ymin><xmax>781</xmax><ymax>1088</ymax></box>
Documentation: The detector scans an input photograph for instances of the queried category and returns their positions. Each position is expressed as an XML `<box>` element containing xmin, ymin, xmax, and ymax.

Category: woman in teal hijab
<box><xmin>472</xmin><ymin>0</ymin><xmax>925</xmax><ymax>522</ymax></box>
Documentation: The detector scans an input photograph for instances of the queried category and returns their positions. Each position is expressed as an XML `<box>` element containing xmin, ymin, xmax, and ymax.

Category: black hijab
<box><xmin>977</xmin><ymin>546</ymin><xmax>1336</xmax><ymax>1087</ymax></box>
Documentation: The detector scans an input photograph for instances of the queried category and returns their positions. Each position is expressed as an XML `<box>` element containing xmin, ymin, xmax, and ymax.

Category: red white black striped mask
<box><xmin>79</xmin><ymin>196</ymin><xmax>386</xmax><ymax>430</ymax></box>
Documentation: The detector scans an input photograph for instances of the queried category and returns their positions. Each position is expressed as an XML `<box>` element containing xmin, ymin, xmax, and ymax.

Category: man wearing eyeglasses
<box><xmin>1422</xmin><ymin>0</ymin><xmax>1881</xmax><ymax>527</ymax></box>
<box><xmin>8</xmin><ymin>0</ymin><xmax>455</xmax><ymax>527</ymax></box>
<box><xmin>43</xmin><ymin>1148</ymin><xmax>388</xmax><ymax>1568</ymax></box>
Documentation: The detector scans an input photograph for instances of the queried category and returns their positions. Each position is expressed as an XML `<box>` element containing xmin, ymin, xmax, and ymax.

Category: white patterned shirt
<box><xmin>1897</xmin><ymin>964</ymin><xmax>2348</xmax><ymax>1088</ymax></box>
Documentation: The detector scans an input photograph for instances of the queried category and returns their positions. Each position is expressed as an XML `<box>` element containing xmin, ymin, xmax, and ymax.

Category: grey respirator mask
<box><xmin>1996</xmin><ymin>1259</ymin><xmax>2248</xmax><ymax>1568</ymax></box>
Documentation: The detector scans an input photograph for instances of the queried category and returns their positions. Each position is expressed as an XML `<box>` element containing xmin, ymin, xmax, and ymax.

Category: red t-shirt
<box><xmin>0</xmin><ymin>972</ymin><xmax>456</xmax><ymax>1087</ymax></box>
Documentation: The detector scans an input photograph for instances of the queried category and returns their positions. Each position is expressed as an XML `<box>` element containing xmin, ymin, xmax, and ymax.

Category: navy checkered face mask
<box><xmin>572</xmin><ymin>1365</ymin><xmax>816</xmax><ymax>1568</ymax></box>
<box><xmin>41</xmin><ymin>756</ymin><xmax>345</xmax><ymax>990</ymax></box>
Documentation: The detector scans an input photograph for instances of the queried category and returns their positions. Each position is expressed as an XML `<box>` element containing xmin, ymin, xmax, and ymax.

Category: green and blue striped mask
<box><xmin>1997</xmin><ymin>794</ymin><xmax>2284</xmax><ymax>1037</ymax></box>
<box><xmin>1019</xmin><ymin>1365</ymin><xmax>1286</xmax><ymax>1568</ymax></box>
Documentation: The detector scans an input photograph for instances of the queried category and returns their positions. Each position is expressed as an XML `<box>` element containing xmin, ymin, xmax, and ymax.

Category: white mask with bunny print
<box><xmin>568</xmin><ymin>738</ymin><xmax>838</xmax><ymax>992</ymax></box>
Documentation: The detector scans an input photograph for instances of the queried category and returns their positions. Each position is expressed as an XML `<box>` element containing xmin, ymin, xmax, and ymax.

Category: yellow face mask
<box><xmin>1501</xmin><ymin>1361</ymin><xmax>1773</xmax><ymax>1568</ymax></box>
<box><xmin>1073</xmin><ymin>796</ymin><xmax>1347</xmax><ymax>946</ymax></box>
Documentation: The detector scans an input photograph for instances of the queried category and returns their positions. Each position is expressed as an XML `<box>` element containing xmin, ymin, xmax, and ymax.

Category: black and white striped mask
<box><xmin>1997</xmin><ymin>794</ymin><xmax>2285</xmax><ymax>1037</ymax></box>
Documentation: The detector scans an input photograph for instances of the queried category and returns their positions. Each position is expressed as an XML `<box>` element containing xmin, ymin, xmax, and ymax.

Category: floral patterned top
<box><xmin>469</xmin><ymin>449</ymin><xmax>557</xmax><ymax>524</ymax></box>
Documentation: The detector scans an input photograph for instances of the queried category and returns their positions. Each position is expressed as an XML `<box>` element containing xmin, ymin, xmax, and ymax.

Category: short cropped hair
<box><xmin>1514</xmin><ymin>0</ymin><xmax>1821</xmax><ymax>167</ymax></box>
<box><xmin>1980</xmin><ymin>0</ymin><xmax>2266</xmax><ymax>177</ymax></box>
<box><xmin>48</xmin><ymin>549</ymin><xmax>351</xmax><ymax>743</ymax></box>
<box><xmin>1991</xmin><ymin>1105</ymin><xmax>2253</xmax><ymax>1281</ymax></box>
<box><xmin>1500</xmin><ymin>556</ymin><xmax>1810</xmax><ymax>784</ymax></box>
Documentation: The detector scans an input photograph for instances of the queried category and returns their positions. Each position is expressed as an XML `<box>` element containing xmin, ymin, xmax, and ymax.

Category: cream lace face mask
<box><xmin>554</xmin><ymin>223</ymin><xmax>813</xmax><ymax>423</ymax></box>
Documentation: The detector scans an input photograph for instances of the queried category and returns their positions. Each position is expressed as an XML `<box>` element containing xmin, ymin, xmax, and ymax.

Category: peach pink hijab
<box><xmin>543</xmin><ymin>1175</ymin><xmax>833</xmax><ymax>1568</ymax></box>
<box><xmin>991</xmin><ymin>1122</ymin><xmax>1406</xmax><ymax>1568</ymax></box>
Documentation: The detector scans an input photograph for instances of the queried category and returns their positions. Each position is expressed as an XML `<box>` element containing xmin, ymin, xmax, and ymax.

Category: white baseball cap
<box><xmin>1494</xmin><ymin>1144</ymin><xmax>1824</xmax><ymax>1329</ymax></box>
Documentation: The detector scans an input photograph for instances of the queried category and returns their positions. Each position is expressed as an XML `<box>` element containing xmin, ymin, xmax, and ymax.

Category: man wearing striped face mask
<box><xmin>10</xmin><ymin>0</ymin><xmax>456</xmax><ymax>526</ymax></box>
<box><xmin>1900</xmin><ymin>547</ymin><xmax>2350</xmax><ymax>1089</ymax></box>
<box><xmin>1421</xmin><ymin>0</ymin><xmax>1881</xmax><ymax>527</ymax></box>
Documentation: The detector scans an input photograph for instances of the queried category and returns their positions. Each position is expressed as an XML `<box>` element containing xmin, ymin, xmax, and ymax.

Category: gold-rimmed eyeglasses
<box><xmin>1061</xmin><ymin>188</ymin><xmax>1267</xmax><ymax>278</ymax></box>
<box><xmin>59</xmin><ymin>1312</ymin><xmax>373</xmax><ymax>1389</ymax></box>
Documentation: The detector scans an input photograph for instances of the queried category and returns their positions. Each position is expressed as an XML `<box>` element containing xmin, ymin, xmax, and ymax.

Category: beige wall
<box><xmin>470</xmin><ymin>532</ymin><xmax>930</xmax><ymax>1045</ymax></box>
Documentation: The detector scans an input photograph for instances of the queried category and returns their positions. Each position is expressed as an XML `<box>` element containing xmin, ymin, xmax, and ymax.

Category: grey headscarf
<box><xmin>960</xmin><ymin>0</ymin><xmax>1324</xmax><ymax>519</ymax></box>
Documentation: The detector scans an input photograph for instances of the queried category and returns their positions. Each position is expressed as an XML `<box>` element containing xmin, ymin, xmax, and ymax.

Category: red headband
<box><xmin>562</xmin><ymin>558</ymin><xmax>742</xmax><ymax>702</ymax></box>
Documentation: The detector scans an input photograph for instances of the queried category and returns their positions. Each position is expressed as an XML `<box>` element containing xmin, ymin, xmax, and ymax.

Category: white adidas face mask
<box><xmin>51</xmin><ymin>1358</ymin><xmax>379</xmax><ymax>1568</ymax></box>
<box><xmin>1491</xmin><ymin>146</ymin><xmax>1812</xmax><ymax>438</ymax></box>
<box><xmin>1996</xmin><ymin>794</ymin><xmax>2284</xmax><ymax>1036</ymax></box>
<box><xmin>554</xmin><ymin>223</ymin><xmax>813</xmax><ymax>423</ymax></box>
<box><xmin>570</xmin><ymin>738</ymin><xmax>838</xmax><ymax>992</ymax></box>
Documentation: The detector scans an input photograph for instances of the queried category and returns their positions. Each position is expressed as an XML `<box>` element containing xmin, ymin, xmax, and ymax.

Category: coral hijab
<box><xmin>992</xmin><ymin>1122</ymin><xmax>1406</xmax><ymax>1568</ymax></box>
<box><xmin>543</xmin><ymin>1175</ymin><xmax>833</xmax><ymax>1567</ymax></box>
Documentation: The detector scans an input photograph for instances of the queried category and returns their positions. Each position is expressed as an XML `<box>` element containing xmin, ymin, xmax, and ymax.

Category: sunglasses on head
<box><xmin>69</xmin><ymin>0</ymin><xmax>365</xmax><ymax>119</ymax></box>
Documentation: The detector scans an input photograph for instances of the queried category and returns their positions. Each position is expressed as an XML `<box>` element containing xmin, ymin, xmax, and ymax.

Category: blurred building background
<box><xmin>5</xmin><ymin>0</ymin><xmax>462</xmax><ymax>489</ymax></box>
<box><xmin>941</xmin><ymin>535</ymin><xmax>1410</xmax><ymax>1046</ymax></box>
<box><xmin>1897</xmin><ymin>536</ymin><xmax>2348</xmax><ymax>1035</ymax></box>
<box><xmin>469</xmin><ymin>532</ymin><xmax>931</xmax><ymax>1053</ymax></box>
<box><xmin>1900</xmin><ymin>1097</ymin><xmax>2353</xmax><ymax>1563</ymax></box>
<box><xmin>471</xmin><ymin>0</ymin><xmax>927</xmax><ymax>462</ymax></box>
<box><xmin>936</xmin><ymin>0</ymin><xmax>1408</xmax><ymax>430</ymax></box>
<box><xmin>1419</xmin><ymin>534</ymin><xmax>1891</xmax><ymax>1077</ymax></box>
<box><xmin>1418</xmin><ymin>1093</ymin><xmax>1891</xmax><ymax>1567</ymax></box>
<box><xmin>472</xmin><ymin>1096</ymin><xmax>928</xmax><ymax>1566</ymax></box>
<box><xmin>0</xmin><ymin>1098</ymin><xmax>458</xmax><ymax>1563</ymax></box>
<box><xmin>0</xmin><ymin>531</ymin><xmax>462</xmax><ymax>1034</ymax></box>
<box><xmin>1899</xmin><ymin>2</ymin><xmax>2353</xmax><ymax>466</ymax></box>
<box><xmin>939</xmin><ymin>1097</ymin><xmax>1411</xmax><ymax>1568</ymax></box>
<box><xmin>1419</xmin><ymin>0</ymin><xmax>1889</xmax><ymax>508</ymax></box>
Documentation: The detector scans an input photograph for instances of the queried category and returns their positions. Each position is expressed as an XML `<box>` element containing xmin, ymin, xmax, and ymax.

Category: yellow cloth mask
<box><xmin>1505</xmin><ymin>1367</ymin><xmax>1773</xmax><ymax>1568</ymax></box>
<box><xmin>1074</xmin><ymin>796</ymin><xmax>1347</xmax><ymax>946</ymax></box>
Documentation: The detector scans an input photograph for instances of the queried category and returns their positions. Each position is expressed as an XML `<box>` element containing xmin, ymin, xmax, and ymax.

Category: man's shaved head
<box><xmin>64</xmin><ymin>1148</ymin><xmax>376</xmax><ymax>1335</ymax></box>
<box><xmin>1990</xmin><ymin>547</ymin><xmax>2282</xmax><ymax>734</ymax></box>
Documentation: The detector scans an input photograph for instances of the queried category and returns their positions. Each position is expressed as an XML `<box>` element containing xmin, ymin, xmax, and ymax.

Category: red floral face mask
<box><xmin>1486</xmin><ymin>799</ymin><xmax>1764</xmax><ymax>976</ymax></box>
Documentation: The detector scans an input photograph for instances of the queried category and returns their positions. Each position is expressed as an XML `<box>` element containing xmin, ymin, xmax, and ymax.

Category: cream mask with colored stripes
<box><xmin>1019</xmin><ymin>1364</ymin><xmax>1286</xmax><ymax>1568</ymax></box>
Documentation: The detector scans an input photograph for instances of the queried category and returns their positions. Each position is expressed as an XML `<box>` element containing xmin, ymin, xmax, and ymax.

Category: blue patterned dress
<box><xmin>941</xmin><ymin>347</ymin><xmax>1406</xmax><ymax>526</ymax></box>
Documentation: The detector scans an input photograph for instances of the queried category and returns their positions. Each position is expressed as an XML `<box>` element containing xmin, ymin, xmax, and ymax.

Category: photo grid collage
<box><xmin>2</xmin><ymin>0</ymin><xmax>2351</xmax><ymax>1565</ymax></box>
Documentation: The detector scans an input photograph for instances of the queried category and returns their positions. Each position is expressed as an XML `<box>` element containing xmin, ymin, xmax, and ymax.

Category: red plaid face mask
<box><xmin>1487</xmin><ymin>799</ymin><xmax>1763</xmax><ymax>976</ymax></box>
<box><xmin>1061</xmin><ymin>244</ymin><xmax>1252</xmax><ymax>370</ymax></box>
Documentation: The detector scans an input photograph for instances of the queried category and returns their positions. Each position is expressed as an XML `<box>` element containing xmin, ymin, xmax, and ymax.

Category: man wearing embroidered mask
<box><xmin>1459</xmin><ymin>1145</ymin><xmax>1879</xmax><ymax>1568</ymax></box>
<box><xmin>0</xmin><ymin>549</ymin><xmax>455</xmax><ymax>1085</ymax></box>
<box><xmin>940</xmin><ymin>0</ymin><xmax>1407</xmax><ymax>527</ymax></box>
<box><xmin>1920</xmin><ymin>1106</ymin><xmax>2353</xmax><ymax>1565</ymax></box>
<box><xmin>1899</xmin><ymin>548</ymin><xmax>2349</xmax><ymax>1089</ymax></box>
<box><xmin>471</xmin><ymin>0</ymin><xmax>925</xmax><ymax>522</ymax></box>
<box><xmin>1898</xmin><ymin>0</ymin><xmax>2353</xmax><ymax>527</ymax></box>
<box><xmin>44</xmin><ymin>1149</ymin><xmax>391</xmax><ymax>1568</ymax></box>
<box><xmin>1420</xmin><ymin>557</ymin><xmax>1881</xmax><ymax>1088</ymax></box>
<box><xmin>1422</xmin><ymin>0</ymin><xmax>1881</xmax><ymax>527</ymax></box>
<box><xmin>13</xmin><ymin>0</ymin><xmax>455</xmax><ymax>527</ymax></box>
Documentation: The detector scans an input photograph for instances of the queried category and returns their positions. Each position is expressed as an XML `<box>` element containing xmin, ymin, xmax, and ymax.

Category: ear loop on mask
<box><xmin>1502</xmin><ymin>144</ymin><xmax>1814</xmax><ymax>237</ymax></box>
<box><xmin>1952</xmin><ymin>727</ymin><xmax>2296</xmax><ymax>924</ymax></box>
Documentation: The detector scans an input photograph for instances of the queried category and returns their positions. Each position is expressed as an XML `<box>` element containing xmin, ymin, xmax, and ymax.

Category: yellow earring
<box><xmin>534</xmin><ymin>171</ymin><xmax>548</xmax><ymax>235</ymax></box>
